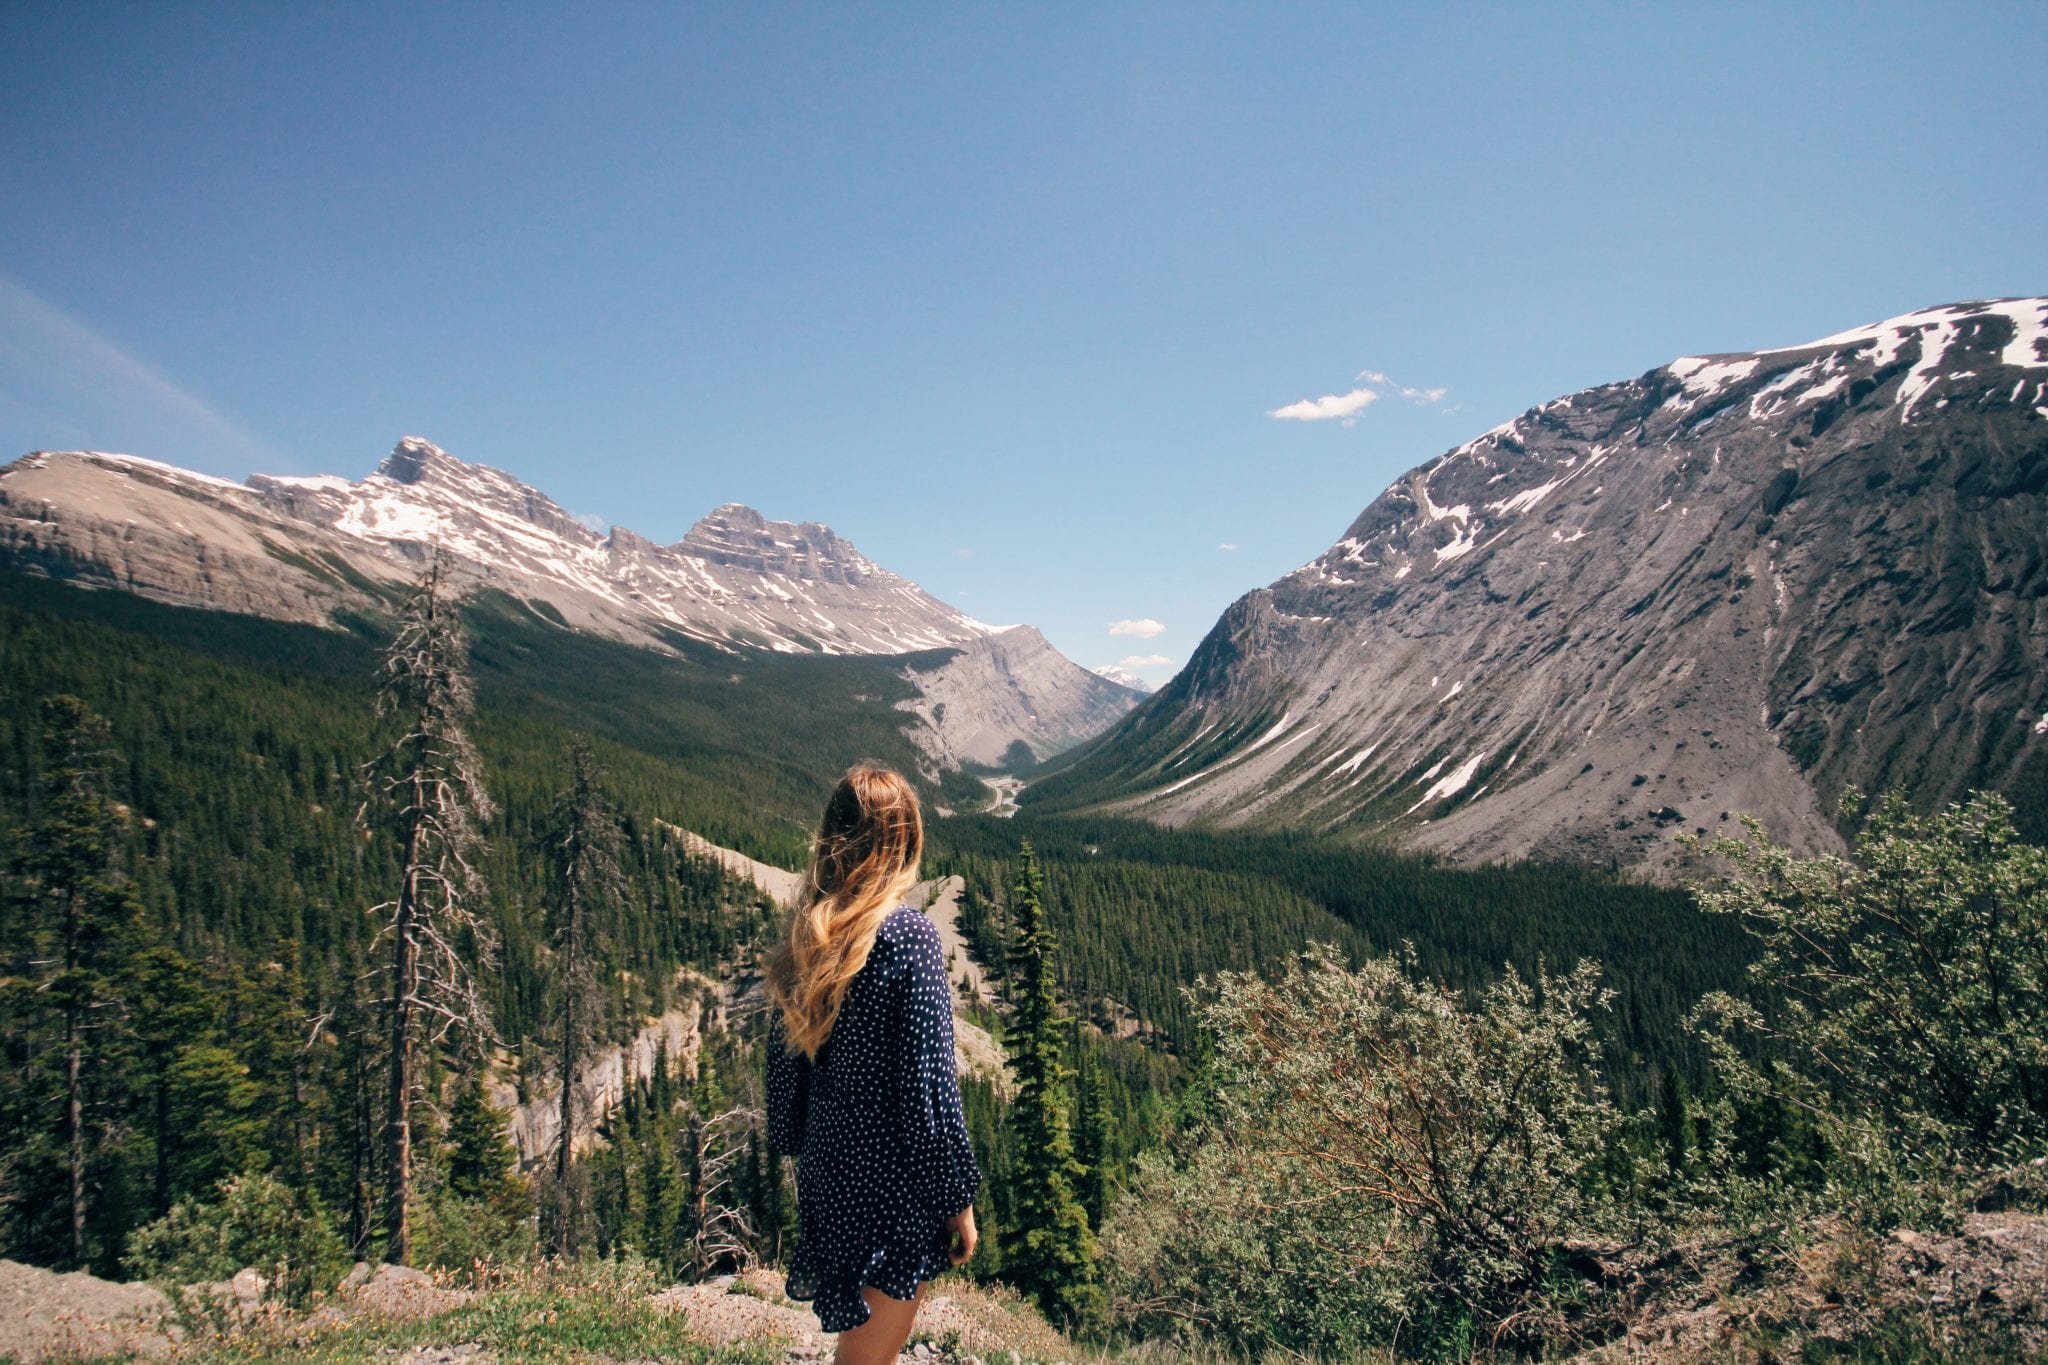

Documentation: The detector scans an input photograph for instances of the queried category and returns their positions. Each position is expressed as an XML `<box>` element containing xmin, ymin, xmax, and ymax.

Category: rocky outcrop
<box><xmin>1574</xmin><ymin>1203</ymin><xmax>2048</xmax><ymax>1361</ymax></box>
<box><xmin>0</xmin><ymin>1258</ymin><xmax>174</xmax><ymax>1361</ymax></box>
<box><xmin>494</xmin><ymin>961</ymin><xmax>761</xmax><ymax>1168</ymax></box>
<box><xmin>1037</xmin><ymin>298</ymin><xmax>2048</xmax><ymax>872</ymax></box>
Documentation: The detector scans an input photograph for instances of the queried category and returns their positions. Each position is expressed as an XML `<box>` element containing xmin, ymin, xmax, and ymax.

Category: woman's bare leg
<box><xmin>832</xmin><ymin>1281</ymin><xmax>929</xmax><ymax>1365</ymax></box>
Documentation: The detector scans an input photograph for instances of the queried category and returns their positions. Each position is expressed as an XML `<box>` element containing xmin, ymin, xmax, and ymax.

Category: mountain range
<box><xmin>1029</xmin><ymin>297</ymin><xmax>2048</xmax><ymax>870</ymax></box>
<box><xmin>8</xmin><ymin>296</ymin><xmax>2046</xmax><ymax>872</ymax></box>
<box><xmin>0</xmin><ymin>436</ymin><xmax>1140</xmax><ymax>773</ymax></box>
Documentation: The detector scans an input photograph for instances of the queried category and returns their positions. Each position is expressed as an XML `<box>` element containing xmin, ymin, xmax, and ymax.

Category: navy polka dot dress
<box><xmin>766</xmin><ymin>904</ymin><xmax>983</xmax><ymax>1333</ymax></box>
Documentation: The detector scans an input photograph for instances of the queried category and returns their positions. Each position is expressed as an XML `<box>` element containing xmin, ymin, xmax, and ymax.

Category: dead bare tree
<box><xmin>686</xmin><ymin>1103</ymin><xmax>763</xmax><ymax>1275</ymax></box>
<box><xmin>541</xmin><ymin>737</ymin><xmax>625</xmax><ymax>1255</ymax></box>
<box><xmin>360</xmin><ymin>552</ymin><xmax>498</xmax><ymax>1265</ymax></box>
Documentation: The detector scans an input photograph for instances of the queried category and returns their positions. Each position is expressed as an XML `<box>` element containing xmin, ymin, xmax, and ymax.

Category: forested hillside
<box><xmin>0</xmin><ymin>565</ymin><xmax>1764</xmax><ymax>1335</ymax></box>
<box><xmin>930</xmin><ymin>816</ymin><xmax>1750</xmax><ymax>1106</ymax></box>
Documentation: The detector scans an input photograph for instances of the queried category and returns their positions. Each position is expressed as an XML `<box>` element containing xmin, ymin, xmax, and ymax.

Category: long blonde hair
<box><xmin>762</xmin><ymin>764</ymin><xmax>924</xmax><ymax>1061</ymax></box>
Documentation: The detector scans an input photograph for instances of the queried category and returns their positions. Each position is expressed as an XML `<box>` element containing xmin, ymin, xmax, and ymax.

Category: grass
<box><xmin>1798</xmin><ymin>1308</ymin><xmax>2037</xmax><ymax>1362</ymax></box>
<box><xmin>156</xmin><ymin>1261</ymin><xmax>787</xmax><ymax>1365</ymax></box>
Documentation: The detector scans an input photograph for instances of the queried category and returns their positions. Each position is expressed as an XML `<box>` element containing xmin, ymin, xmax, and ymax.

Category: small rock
<box><xmin>1890</xmin><ymin>1229</ymin><xmax>1921</xmax><ymax>1245</ymax></box>
<box><xmin>230</xmin><ymin>1267</ymin><xmax>265</xmax><ymax>1307</ymax></box>
<box><xmin>342</xmin><ymin>1261</ymin><xmax>374</xmax><ymax>1292</ymax></box>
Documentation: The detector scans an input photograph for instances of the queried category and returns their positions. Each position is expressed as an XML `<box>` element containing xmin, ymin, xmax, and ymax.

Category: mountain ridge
<box><xmin>0</xmin><ymin>437</ymin><xmax>1140</xmax><ymax>771</ymax></box>
<box><xmin>1027</xmin><ymin>296</ymin><xmax>2048</xmax><ymax>870</ymax></box>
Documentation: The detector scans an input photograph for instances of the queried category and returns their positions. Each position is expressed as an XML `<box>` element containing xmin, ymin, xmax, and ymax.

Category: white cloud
<box><xmin>1357</xmin><ymin>369</ymin><xmax>1448</xmax><ymax>405</ymax></box>
<box><xmin>1109</xmin><ymin>618</ymin><xmax>1166</xmax><ymax>639</ymax></box>
<box><xmin>1117</xmin><ymin>654</ymin><xmax>1172</xmax><ymax>668</ymax></box>
<box><xmin>1268</xmin><ymin>387</ymin><xmax>1378</xmax><ymax>422</ymax></box>
<box><xmin>574</xmin><ymin>511</ymin><xmax>609</xmax><ymax>533</ymax></box>
<box><xmin>1269</xmin><ymin>369</ymin><xmax>1451</xmax><ymax>426</ymax></box>
<box><xmin>1219</xmin><ymin>542</ymin><xmax>1239</xmax><ymax>551</ymax></box>
<box><xmin>954</xmin><ymin>547</ymin><xmax>974</xmax><ymax>558</ymax></box>
<box><xmin>0</xmin><ymin>270</ymin><xmax>289</xmax><ymax>475</ymax></box>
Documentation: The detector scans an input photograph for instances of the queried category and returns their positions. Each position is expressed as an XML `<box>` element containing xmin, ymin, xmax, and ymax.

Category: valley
<box><xmin>1</xmin><ymin>298</ymin><xmax>2042</xmax><ymax>1363</ymax></box>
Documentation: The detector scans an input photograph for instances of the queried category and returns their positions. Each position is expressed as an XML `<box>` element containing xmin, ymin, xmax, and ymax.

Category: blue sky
<box><xmin>3</xmin><ymin>3</ymin><xmax>2043</xmax><ymax>684</ymax></box>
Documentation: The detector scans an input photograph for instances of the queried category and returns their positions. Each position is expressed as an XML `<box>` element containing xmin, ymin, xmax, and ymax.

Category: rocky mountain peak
<box><xmin>376</xmin><ymin>436</ymin><xmax>457</xmax><ymax>485</ymax></box>
<box><xmin>677</xmin><ymin>502</ymin><xmax>876</xmax><ymax>585</ymax></box>
<box><xmin>1035</xmin><ymin>296</ymin><xmax>2048</xmax><ymax>874</ymax></box>
<box><xmin>355</xmin><ymin>436</ymin><xmax>596</xmax><ymax>545</ymax></box>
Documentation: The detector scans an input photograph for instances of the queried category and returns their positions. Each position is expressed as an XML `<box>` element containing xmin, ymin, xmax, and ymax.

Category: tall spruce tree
<box><xmin>13</xmin><ymin>696</ymin><xmax>143</xmax><ymax>1270</ymax></box>
<box><xmin>361</xmin><ymin>555</ymin><xmax>497</xmax><ymax>1265</ymax></box>
<box><xmin>541</xmin><ymin>736</ymin><xmax>624</xmax><ymax>1254</ymax></box>
<box><xmin>999</xmin><ymin>841</ymin><xmax>1104</xmax><ymax>1329</ymax></box>
<box><xmin>1073</xmin><ymin>1046</ymin><xmax>1117</xmax><ymax>1230</ymax></box>
<box><xmin>127</xmin><ymin>946</ymin><xmax>211</xmax><ymax>1219</ymax></box>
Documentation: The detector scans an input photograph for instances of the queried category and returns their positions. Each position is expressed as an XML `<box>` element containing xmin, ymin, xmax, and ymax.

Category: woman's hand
<box><xmin>944</xmin><ymin>1206</ymin><xmax>978</xmax><ymax>1265</ymax></box>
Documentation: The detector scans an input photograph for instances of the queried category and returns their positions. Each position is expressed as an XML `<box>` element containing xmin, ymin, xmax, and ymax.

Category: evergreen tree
<box><xmin>1073</xmin><ymin>1047</ymin><xmax>1117</xmax><ymax>1230</ymax></box>
<box><xmin>12</xmin><ymin>696</ymin><xmax>144</xmax><ymax>1270</ymax></box>
<box><xmin>1657</xmin><ymin>1061</ymin><xmax>1696</xmax><ymax>1180</ymax></box>
<box><xmin>316</xmin><ymin>951</ymin><xmax>382</xmax><ymax>1260</ymax></box>
<box><xmin>998</xmin><ymin>842</ymin><xmax>1104</xmax><ymax>1329</ymax></box>
<box><xmin>127</xmin><ymin>946</ymin><xmax>215</xmax><ymax>1217</ymax></box>
<box><xmin>541</xmin><ymin>737</ymin><xmax>624</xmax><ymax>1254</ymax></box>
<box><xmin>443</xmin><ymin>1073</ymin><xmax>522</xmax><ymax>1206</ymax></box>
<box><xmin>227</xmin><ymin>952</ymin><xmax>315</xmax><ymax>1191</ymax></box>
<box><xmin>361</xmin><ymin>556</ymin><xmax>498</xmax><ymax>1264</ymax></box>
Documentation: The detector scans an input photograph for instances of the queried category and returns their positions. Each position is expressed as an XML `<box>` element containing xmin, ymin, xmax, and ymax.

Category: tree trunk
<box><xmin>385</xmin><ymin>755</ymin><xmax>425</xmax><ymax>1266</ymax></box>
<box><xmin>64</xmin><ymin>884</ymin><xmax>86</xmax><ymax>1271</ymax></box>
<box><xmin>553</xmin><ymin>934</ymin><xmax>576</xmax><ymax>1256</ymax></box>
<box><xmin>67</xmin><ymin>1006</ymin><xmax>85</xmax><ymax>1270</ymax></box>
<box><xmin>350</xmin><ymin>1034</ymin><xmax>370</xmax><ymax>1257</ymax></box>
<box><xmin>154</xmin><ymin>1061</ymin><xmax>172</xmax><ymax>1218</ymax></box>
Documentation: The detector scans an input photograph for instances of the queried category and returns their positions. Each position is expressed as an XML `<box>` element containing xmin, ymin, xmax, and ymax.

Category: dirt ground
<box><xmin>0</xmin><ymin>1258</ymin><xmax>176</xmax><ymax>1361</ymax></box>
<box><xmin>1575</xmin><ymin>1208</ymin><xmax>2048</xmax><ymax>1361</ymax></box>
<box><xmin>0</xmin><ymin>1258</ymin><xmax>1078</xmax><ymax>1365</ymax></box>
<box><xmin>657</xmin><ymin>1265</ymin><xmax>1075</xmax><ymax>1363</ymax></box>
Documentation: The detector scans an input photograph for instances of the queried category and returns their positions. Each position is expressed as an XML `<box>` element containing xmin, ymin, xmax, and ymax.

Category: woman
<box><xmin>763</xmin><ymin>764</ymin><xmax>982</xmax><ymax>1364</ymax></box>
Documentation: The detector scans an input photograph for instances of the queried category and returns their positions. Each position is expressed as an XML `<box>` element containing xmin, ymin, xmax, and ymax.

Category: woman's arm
<box><xmin>765</xmin><ymin>1007</ymin><xmax>810</xmax><ymax>1157</ymax></box>
<box><xmin>895</xmin><ymin>916</ymin><xmax>983</xmax><ymax>1220</ymax></box>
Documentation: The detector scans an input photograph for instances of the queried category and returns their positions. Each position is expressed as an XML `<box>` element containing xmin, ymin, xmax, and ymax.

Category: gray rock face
<box><xmin>900</xmin><ymin>625</ymin><xmax>1146</xmax><ymax>767</ymax></box>
<box><xmin>0</xmin><ymin>437</ymin><xmax>1137</xmax><ymax>768</ymax></box>
<box><xmin>1043</xmin><ymin>298</ymin><xmax>2048</xmax><ymax>871</ymax></box>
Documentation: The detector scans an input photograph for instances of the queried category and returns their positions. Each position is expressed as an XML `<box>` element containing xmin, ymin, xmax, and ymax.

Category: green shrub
<box><xmin>412</xmin><ymin>1190</ymin><xmax>537</xmax><ymax>1282</ymax></box>
<box><xmin>126</xmin><ymin>1171</ymin><xmax>348</xmax><ymax>1308</ymax></box>
<box><xmin>413</xmin><ymin>1075</ymin><xmax>535</xmax><ymax>1281</ymax></box>
<box><xmin>1686</xmin><ymin>791</ymin><xmax>2048</xmax><ymax>1223</ymax></box>
<box><xmin>1101</xmin><ymin>941</ymin><xmax>1631</xmax><ymax>1356</ymax></box>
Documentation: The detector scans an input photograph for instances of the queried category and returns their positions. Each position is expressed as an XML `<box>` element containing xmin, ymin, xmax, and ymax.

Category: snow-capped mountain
<box><xmin>0</xmin><ymin>436</ymin><xmax>1139</xmax><ymax>765</ymax></box>
<box><xmin>1092</xmin><ymin>666</ymin><xmax>1157</xmax><ymax>694</ymax></box>
<box><xmin>1031</xmin><ymin>297</ymin><xmax>2048</xmax><ymax>870</ymax></box>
